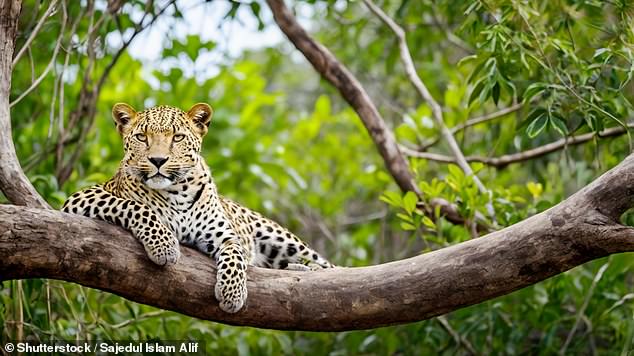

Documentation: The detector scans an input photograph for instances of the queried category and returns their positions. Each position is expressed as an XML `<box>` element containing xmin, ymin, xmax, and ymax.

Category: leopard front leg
<box><xmin>214</xmin><ymin>239</ymin><xmax>248</xmax><ymax>313</ymax></box>
<box><xmin>62</xmin><ymin>185</ymin><xmax>180</xmax><ymax>266</ymax></box>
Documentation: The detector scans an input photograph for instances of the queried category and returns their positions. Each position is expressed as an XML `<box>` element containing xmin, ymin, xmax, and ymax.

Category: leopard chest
<box><xmin>133</xmin><ymin>183</ymin><xmax>221</xmax><ymax>250</ymax></box>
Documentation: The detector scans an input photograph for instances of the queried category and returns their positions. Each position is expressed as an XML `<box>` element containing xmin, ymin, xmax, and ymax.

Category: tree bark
<box><xmin>1</xmin><ymin>154</ymin><xmax>633</xmax><ymax>331</ymax></box>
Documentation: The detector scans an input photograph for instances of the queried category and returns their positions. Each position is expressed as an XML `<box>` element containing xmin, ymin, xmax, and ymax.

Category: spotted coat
<box><xmin>62</xmin><ymin>103</ymin><xmax>332</xmax><ymax>313</ymax></box>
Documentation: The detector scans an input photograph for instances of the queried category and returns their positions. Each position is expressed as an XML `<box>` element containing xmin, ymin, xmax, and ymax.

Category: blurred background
<box><xmin>2</xmin><ymin>0</ymin><xmax>634</xmax><ymax>354</ymax></box>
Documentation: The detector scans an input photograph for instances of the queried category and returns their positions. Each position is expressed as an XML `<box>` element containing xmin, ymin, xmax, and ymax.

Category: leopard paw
<box><xmin>145</xmin><ymin>239</ymin><xmax>180</xmax><ymax>267</ymax></box>
<box><xmin>214</xmin><ymin>273</ymin><xmax>247</xmax><ymax>313</ymax></box>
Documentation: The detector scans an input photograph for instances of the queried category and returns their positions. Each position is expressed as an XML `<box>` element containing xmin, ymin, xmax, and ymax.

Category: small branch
<box><xmin>437</xmin><ymin>316</ymin><xmax>477</xmax><ymax>355</ymax></box>
<box><xmin>12</xmin><ymin>0</ymin><xmax>59</xmax><ymax>68</ymax></box>
<box><xmin>9</xmin><ymin>4</ymin><xmax>66</xmax><ymax>108</ymax></box>
<box><xmin>402</xmin><ymin>125</ymin><xmax>633</xmax><ymax>168</ymax></box>
<box><xmin>560</xmin><ymin>260</ymin><xmax>610</xmax><ymax>355</ymax></box>
<box><xmin>266</xmin><ymin>0</ymin><xmax>418</xmax><ymax>195</ymax></box>
<box><xmin>266</xmin><ymin>0</ymin><xmax>482</xmax><ymax>227</ymax></box>
<box><xmin>458</xmin><ymin>103</ymin><xmax>522</xmax><ymax>133</ymax></box>
<box><xmin>418</xmin><ymin>103</ymin><xmax>523</xmax><ymax>151</ymax></box>
<box><xmin>363</xmin><ymin>0</ymin><xmax>495</xmax><ymax>222</ymax></box>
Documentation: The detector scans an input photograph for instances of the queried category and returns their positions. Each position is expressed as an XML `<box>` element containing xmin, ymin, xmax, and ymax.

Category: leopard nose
<box><xmin>149</xmin><ymin>156</ymin><xmax>169</xmax><ymax>168</ymax></box>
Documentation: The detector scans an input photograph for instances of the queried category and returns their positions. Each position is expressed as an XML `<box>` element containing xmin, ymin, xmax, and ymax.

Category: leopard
<box><xmin>62</xmin><ymin>103</ymin><xmax>333</xmax><ymax>313</ymax></box>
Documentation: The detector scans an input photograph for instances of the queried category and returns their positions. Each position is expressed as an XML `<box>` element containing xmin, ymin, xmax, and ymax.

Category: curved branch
<box><xmin>2</xmin><ymin>154</ymin><xmax>634</xmax><ymax>331</ymax></box>
<box><xmin>265</xmin><ymin>0</ymin><xmax>416</xmax><ymax>195</ymax></box>
<box><xmin>0</xmin><ymin>0</ymin><xmax>49</xmax><ymax>208</ymax></box>
<box><xmin>418</xmin><ymin>103</ymin><xmax>523</xmax><ymax>151</ymax></box>
<box><xmin>363</xmin><ymin>0</ymin><xmax>491</xmax><ymax>200</ymax></box>
<box><xmin>401</xmin><ymin>125</ymin><xmax>632</xmax><ymax>168</ymax></box>
<box><xmin>266</xmin><ymin>0</ymin><xmax>479</xmax><ymax>227</ymax></box>
<box><xmin>12</xmin><ymin>0</ymin><xmax>58</xmax><ymax>68</ymax></box>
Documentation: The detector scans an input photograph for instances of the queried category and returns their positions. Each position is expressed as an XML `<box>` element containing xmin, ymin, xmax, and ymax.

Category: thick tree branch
<box><xmin>401</xmin><ymin>125</ymin><xmax>632</xmax><ymax>168</ymax></box>
<box><xmin>2</xmin><ymin>154</ymin><xmax>634</xmax><ymax>330</ymax></box>
<box><xmin>0</xmin><ymin>0</ymin><xmax>49</xmax><ymax>208</ymax></box>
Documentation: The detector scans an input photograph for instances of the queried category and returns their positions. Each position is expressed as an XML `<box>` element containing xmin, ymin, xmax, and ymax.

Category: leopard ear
<box><xmin>112</xmin><ymin>103</ymin><xmax>137</xmax><ymax>135</ymax></box>
<box><xmin>187</xmin><ymin>103</ymin><xmax>213</xmax><ymax>136</ymax></box>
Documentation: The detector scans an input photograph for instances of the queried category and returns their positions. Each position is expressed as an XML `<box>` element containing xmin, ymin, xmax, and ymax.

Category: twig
<box><xmin>266</xmin><ymin>0</ymin><xmax>488</xmax><ymax>229</ymax></box>
<box><xmin>418</xmin><ymin>103</ymin><xmax>523</xmax><ymax>150</ymax></box>
<box><xmin>363</xmin><ymin>0</ymin><xmax>496</xmax><ymax>223</ymax></box>
<box><xmin>108</xmin><ymin>310</ymin><xmax>165</xmax><ymax>329</ymax></box>
<box><xmin>12</xmin><ymin>0</ymin><xmax>59</xmax><ymax>68</ymax></box>
<box><xmin>9</xmin><ymin>18</ymin><xmax>66</xmax><ymax>108</ymax></box>
<box><xmin>560</xmin><ymin>260</ymin><xmax>610</xmax><ymax>355</ymax></box>
<box><xmin>437</xmin><ymin>315</ymin><xmax>477</xmax><ymax>355</ymax></box>
<box><xmin>401</xmin><ymin>124</ymin><xmax>633</xmax><ymax>168</ymax></box>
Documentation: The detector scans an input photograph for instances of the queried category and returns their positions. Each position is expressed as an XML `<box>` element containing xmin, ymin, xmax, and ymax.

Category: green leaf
<box><xmin>224</xmin><ymin>1</ymin><xmax>241</xmax><ymax>19</ymax></box>
<box><xmin>403</xmin><ymin>191</ymin><xmax>418</xmax><ymax>214</ymax></box>
<box><xmin>380</xmin><ymin>191</ymin><xmax>402</xmax><ymax>207</ymax></box>
<box><xmin>526</xmin><ymin>113</ymin><xmax>548</xmax><ymax>138</ymax></box>
<box><xmin>523</xmin><ymin>82</ymin><xmax>547</xmax><ymax>103</ymax></box>
<box><xmin>448</xmin><ymin>164</ymin><xmax>464</xmax><ymax>179</ymax></box>
<box><xmin>400</xmin><ymin>222</ymin><xmax>417</xmax><ymax>231</ymax></box>
<box><xmin>421</xmin><ymin>216</ymin><xmax>436</xmax><ymax>229</ymax></box>
<box><xmin>397</xmin><ymin>212</ymin><xmax>414</xmax><ymax>223</ymax></box>
<box><xmin>456</xmin><ymin>54</ymin><xmax>478</xmax><ymax>68</ymax></box>
<box><xmin>469</xmin><ymin>78</ymin><xmax>487</xmax><ymax>105</ymax></box>
<box><xmin>518</xmin><ymin>107</ymin><xmax>547</xmax><ymax>130</ymax></box>
<box><xmin>249</xmin><ymin>2</ymin><xmax>265</xmax><ymax>30</ymax></box>
<box><xmin>550</xmin><ymin>115</ymin><xmax>568</xmax><ymax>136</ymax></box>
<box><xmin>593</xmin><ymin>47</ymin><xmax>610</xmax><ymax>58</ymax></box>
<box><xmin>492</xmin><ymin>81</ymin><xmax>501</xmax><ymax>106</ymax></box>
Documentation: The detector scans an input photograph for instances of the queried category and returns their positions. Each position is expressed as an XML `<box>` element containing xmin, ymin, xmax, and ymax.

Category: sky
<box><xmin>110</xmin><ymin>0</ymin><xmax>319</xmax><ymax>82</ymax></box>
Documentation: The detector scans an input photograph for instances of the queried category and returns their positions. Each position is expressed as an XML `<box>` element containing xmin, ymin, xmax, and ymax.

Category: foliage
<box><xmin>2</xmin><ymin>0</ymin><xmax>634</xmax><ymax>354</ymax></box>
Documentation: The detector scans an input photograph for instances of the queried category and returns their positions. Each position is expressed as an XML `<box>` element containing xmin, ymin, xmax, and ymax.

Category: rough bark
<box><xmin>1</xmin><ymin>154</ymin><xmax>633</xmax><ymax>331</ymax></box>
<box><xmin>0</xmin><ymin>0</ymin><xmax>49</xmax><ymax>208</ymax></box>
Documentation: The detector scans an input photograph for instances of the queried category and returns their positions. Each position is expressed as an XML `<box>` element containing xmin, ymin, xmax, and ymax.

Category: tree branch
<box><xmin>12</xmin><ymin>0</ymin><xmax>58</xmax><ymax>68</ymax></box>
<box><xmin>417</xmin><ymin>103</ymin><xmax>523</xmax><ymax>151</ymax></box>
<box><xmin>2</xmin><ymin>153</ymin><xmax>634</xmax><ymax>330</ymax></box>
<box><xmin>0</xmin><ymin>0</ymin><xmax>49</xmax><ymax>208</ymax></box>
<box><xmin>266</xmin><ymin>0</ymin><xmax>478</xmax><ymax>227</ymax></box>
<box><xmin>362</xmin><ymin>0</ymin><xmax>495</xmax><ymax>224</ymax></box>
<box><xmin>401</xmin><ymin>125</ymin><xmax>632</xmax><ymax>168</ymax></box>
<box><xmin>266</xmin><ymin>0</ymin><xmax>416</xmax><ymax>195</ymax></box>
<box><xmin>362</xmin><ymin>0</ymin><xmax>487</xmax><ymax>191</ymax></box>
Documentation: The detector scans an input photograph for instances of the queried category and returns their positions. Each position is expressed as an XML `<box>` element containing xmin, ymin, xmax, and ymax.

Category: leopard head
<box><xmin>112</xmin><ymin>103</ymin><xmax>213</xmax><ymax>190</ymax></box>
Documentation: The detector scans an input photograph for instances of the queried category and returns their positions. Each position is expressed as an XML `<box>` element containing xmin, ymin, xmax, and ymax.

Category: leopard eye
<box><xmin>135</xmin><ymin>133</ymin><xmax>147</xmax><ymax>142</ymax></box>
<box><xmin>173</xmin><ymin>134</ymin><xmax>185</xmax><ymax>142</ymax></box>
